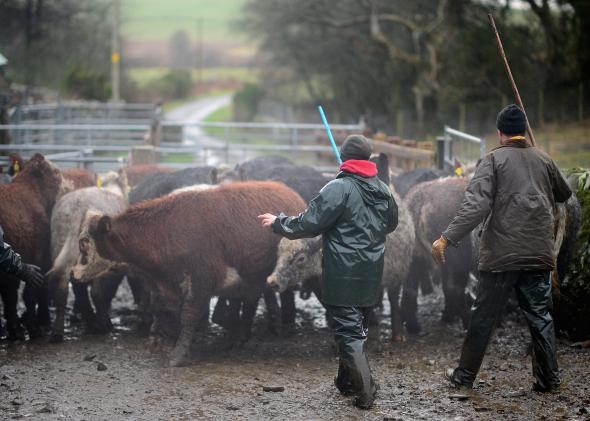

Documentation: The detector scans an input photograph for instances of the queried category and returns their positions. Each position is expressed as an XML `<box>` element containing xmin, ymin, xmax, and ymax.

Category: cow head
<box><xmin>267</xmin><ymin>237</ymin><xmax>322</xmax><ymax>293</ymax></box>
<box><xmin>71</xmin><ymin>211</ymin><xmax>127</xmax><ymax>282</ymax></box>
<box><xmin>15</xmin><ymin>154</ymin><xmax>72</xmax><ymax>208</ymax></box>
<box><xmin>86</xmin><ymin>212</ymin><xmax>124</xmax><ymax>264</ymax></box>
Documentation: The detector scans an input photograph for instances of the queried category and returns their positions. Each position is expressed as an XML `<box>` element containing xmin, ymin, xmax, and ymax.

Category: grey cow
<box><xmin>47</xmin><ymin>175</ymin><xmax>129</xmax><ymax>342</ymax></box>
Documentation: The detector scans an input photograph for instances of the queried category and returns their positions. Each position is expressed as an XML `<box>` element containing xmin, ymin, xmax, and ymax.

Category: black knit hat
<box><xmin>340</xmin><ymin>135</ymin><xmax>373</xmax><ymax>161</ymax></box>
<box><xmin>496</xmin><ymin>104</ymin><xmax>527</xmax><ymax>135</ymax></box>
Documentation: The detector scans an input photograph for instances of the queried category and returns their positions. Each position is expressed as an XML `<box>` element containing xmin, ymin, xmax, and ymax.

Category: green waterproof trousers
<box><xmin>453</xmin><ymin>271</ymin><xmax>560</xmax><ymax>390</ymax></box>
<box><xmin>327</xmin><ymin>305</ymin><xmax>377</xmax><ymax>407</ymax></box>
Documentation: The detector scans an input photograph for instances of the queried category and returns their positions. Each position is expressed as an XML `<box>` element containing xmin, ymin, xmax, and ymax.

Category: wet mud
<box><xmin>1</xmin><ymin>282</ymin><xmax>589</xmax><ymax>420</ymax></box>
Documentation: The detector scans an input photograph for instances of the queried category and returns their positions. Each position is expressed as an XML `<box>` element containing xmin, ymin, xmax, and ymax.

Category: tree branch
<box><xmin>368</xmin><ymin>5</ymin><xmax>421</xmax><ymax>64</ymax></box>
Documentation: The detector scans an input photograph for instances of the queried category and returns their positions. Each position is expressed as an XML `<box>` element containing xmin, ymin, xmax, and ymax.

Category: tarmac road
<box><xmin>164</xmin><ymin>95</ymin><xmax>258</xmax><ymax>167</ymax></box>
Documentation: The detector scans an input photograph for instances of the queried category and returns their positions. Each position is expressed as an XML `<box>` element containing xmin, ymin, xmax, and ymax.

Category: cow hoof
<box><xmin>7</xmin><ymin>328</ymin><xmax>26</xmax><ymax>342</ymax></box>
<box><xmin>168</xmin><ymin>354</ymin><xmax>190</xmax><ymax>367</ymax></box>
<box><xmin>224</xmin><ymin>336</ymin><xmax>247</xmax><ymax>351</ymax></box>
<box><xmin>239</xmin><ymin>333</ymin><xmax>251</xmax><ymax>346</ymax></box>
<box><xmin>441</xmin><ymin>309</ymin><xmax>458</xmax><ymax>324</ymax></box>
<box><xmin>27</xmin><ymin>326</ymin><xmax>44</xmax><ymax>340</ymax></box>
<box><xmin>89</xmin><ymin>324</ymin><xmax>111</xmax><ymax>335</ymax></box>
<box><xmin>49</xmin><ymin>333</ymin><xmax>64</xmax><ymax>343</ymax></box>
<box><xmin>267</xmin><ymin>323</ymin><xmax>280</xmax><ymax>336</ymax></box>
<box><xmin>148</xmin><ymin>336</ymin><xmax>163</xmax><ymax>352</ymax></box>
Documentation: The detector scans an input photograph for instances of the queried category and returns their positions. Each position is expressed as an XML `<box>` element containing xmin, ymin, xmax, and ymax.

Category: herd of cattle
<box><xmin>0</xmin><ymin>152</ymin><xmax>581</xmax><ymax>367</ymax></box>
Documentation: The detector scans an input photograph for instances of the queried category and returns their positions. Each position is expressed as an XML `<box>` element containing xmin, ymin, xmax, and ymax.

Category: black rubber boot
<box><xmin>444</xmin><ymin>368</ymin><xmax>472</xmax><ymax>389</ymax></box>
<box><xmin>354</xmin><ymin>381</ymin><xmax>378</xmax><ymax>409</ymax></box>
<box><xmin>334</xmin><ymin>361</ymin><xmax>356</xmax><ymax>396</ymax></box>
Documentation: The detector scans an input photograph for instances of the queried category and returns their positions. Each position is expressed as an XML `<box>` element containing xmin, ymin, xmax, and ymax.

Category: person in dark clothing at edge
<box><xmin>431</xmin><ymin>104</ymin><xmax>572</xmax><ymax>393</ymax></box>
<box><xmin>0</xmin><ymin>226</ymin><xmax>44</xmax><ymax>286</ymax></box>
<box><xmin>258</xmin><ymin>135</ymin><xmax>398</xmax><ymax>409</ymax></box>
<box><xmin>1</xmin><ymin>225</ymin><xmax>45</xmax><ymax>337</ymax></box>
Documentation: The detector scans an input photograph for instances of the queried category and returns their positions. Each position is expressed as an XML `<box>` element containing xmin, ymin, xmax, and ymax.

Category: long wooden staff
<box><xmin>488</xmin><ymin>13</ymin><xmax>536</xmax><ymax>146</ymax></box>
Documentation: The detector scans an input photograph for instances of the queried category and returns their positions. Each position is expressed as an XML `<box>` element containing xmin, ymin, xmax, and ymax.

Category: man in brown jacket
<box><xmin>431</xmin><ymin>104</ymin><xmax>571</xmax><ymax>393</ymax></box>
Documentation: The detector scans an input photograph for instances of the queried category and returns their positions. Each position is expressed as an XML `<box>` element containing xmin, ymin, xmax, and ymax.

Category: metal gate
<box><xmin>437</xmin><ymin>126</ymin><xmax>487</xmax><ymax>171</ymax></box>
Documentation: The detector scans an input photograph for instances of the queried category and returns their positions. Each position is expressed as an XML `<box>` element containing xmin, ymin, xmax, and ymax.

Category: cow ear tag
<box><xmin>14</xmin><ymin>162</ymin><xmax>20</xmax><ymax>173</ymax></box>
<box><xmin>96</xmin><ymin>177</ymin><xmax>103</xmax><ymax>188</ymax></box>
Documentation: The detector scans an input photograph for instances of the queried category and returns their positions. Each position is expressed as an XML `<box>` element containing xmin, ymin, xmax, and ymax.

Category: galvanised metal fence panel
<box><xmin>1</xmin><ymin>101</ymin><xmax>363</xmax><ymax>173</ymax></box>
<box><xmin>440</xmin><ymin>126</ymin><xmax>487</xmax><ymax>170</ymax></box>
<box><xmin>0</xmin><ymin>142</ymin><xmax>340</xmax><ymax>173</ymax></box>
<box><xmin>0</xmin><ymin>123</ymin><xmax>150</xmax><ymax>145</ymax></box>
<box><xmin>14</xmin><ymin>102</ymin><xmax>157</xmax><ymax>124</ymax></box>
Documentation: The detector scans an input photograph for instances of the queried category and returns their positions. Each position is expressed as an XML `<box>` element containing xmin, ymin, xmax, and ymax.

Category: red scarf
<box><xmin>339</xmin><ymin>160</ymin><xmax>378</xmax><ymax>177</ymax></box>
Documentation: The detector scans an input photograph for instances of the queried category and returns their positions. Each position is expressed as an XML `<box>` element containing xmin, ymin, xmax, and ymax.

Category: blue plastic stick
<box><xmin>318</xmin><ymin>105</ymin><xmax>342</xmax><ymax>165</ymax></box>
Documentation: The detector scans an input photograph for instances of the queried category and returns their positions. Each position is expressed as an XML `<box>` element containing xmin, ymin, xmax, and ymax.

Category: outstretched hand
<box><xmin>19</xmin><ymin>263</ymin><xmax>45</xmax><ymax>288</ymax></box>
<box><xmin>258</xmin><ymin>213</ymin><xmax>277</xmax><ymax>228</ymax></box>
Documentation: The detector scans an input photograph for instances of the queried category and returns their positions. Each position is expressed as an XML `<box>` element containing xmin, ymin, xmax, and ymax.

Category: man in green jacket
<box><xmin>432</xmin><ymin>105</ymin><xmax>571</xmax><ymax>393</ymax></box>
<box><xmin>259</xmin><ymin>135</ymin><xmax>398</xmax><ymax>409</ymax></box>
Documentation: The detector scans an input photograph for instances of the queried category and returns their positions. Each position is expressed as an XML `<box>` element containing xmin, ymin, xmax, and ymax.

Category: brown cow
<box><xmin>0</xmin><ymin>154</ymin><xmax>69</xmax><ymax>339</ymax></box>
<box><xmin>62</xmin><ymin>168</ymin><xmax>97</xmax><ymax>190</ymax></box>
<box><xmin>88</xmin><ymin>181</ymin><xmax>306</xmax><ymax>366</ymax></box>
<box><xmin>120</xmin><ymin>164</ymin><xmax>172</xmax><ymax>187</ymax></box>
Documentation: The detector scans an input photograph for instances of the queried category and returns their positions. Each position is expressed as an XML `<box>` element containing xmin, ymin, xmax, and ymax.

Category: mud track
<box><xmin>1</xmin><ymin>282</ymin><xmax>589</xmax><ymax>420</ymax></box>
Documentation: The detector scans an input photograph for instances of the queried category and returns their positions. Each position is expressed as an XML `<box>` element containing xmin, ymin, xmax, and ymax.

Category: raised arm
<box><xmin>270</xmin><ymin>180</ymin><xmax>347</xmax><ymax>240</ymax></box>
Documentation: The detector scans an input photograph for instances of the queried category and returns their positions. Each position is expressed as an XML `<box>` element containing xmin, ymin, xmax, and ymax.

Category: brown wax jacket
<box><xmin>443</xmin><ymin>139</ymin><xmax>571</xmax><ymax>272</ymax></box>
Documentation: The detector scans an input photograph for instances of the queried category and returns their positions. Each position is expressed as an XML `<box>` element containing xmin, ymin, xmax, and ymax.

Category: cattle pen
<box><xmin>0</xmin><ymin>100</ymin><xmax>587</xmax><ymax>421</ymax></box>
<box><xmin>0</xmin><ymin>101</ymin><xmax>466</xmax><ymax>175</ymax></box>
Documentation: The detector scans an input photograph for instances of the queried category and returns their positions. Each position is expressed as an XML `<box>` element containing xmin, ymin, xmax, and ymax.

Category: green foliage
<box><xmin>567</xmin><ymin>168</ymin><xmax>590</xmax><ymax>273</ymax></box>
<box><xmin>232</xmin><ymin>83</ymin><xmax>264</xmax><ymax>121</ymax></box>
<box><xmin>0</xmin><ymin>0</ymin><xmax>112</xmax><ymax>89</ymax></box>
<box><xmin>556</xmin><ymin>168</ymin><xmax>590</xmax><ymax>340</ymax></box>
<box><xmin>205</xmin><ymin>104</ymin><xmax>232</xmax><ymax>123</ymax></box>
<box><xmin>129</xmin><ymin>67</ymin><xmax>257</xmax><ymax>88</ymax></box>
<box><xmin>144</xmin><ymin>69</ymin><xmax>192</xmax><ymax>100</ymax></box>
<box><xmin>63</xmin><ymin>65</ymin><xmax>110</xmax><ymax>101</ymax></box>
<box><xmin>242</xmin><ymin>0</ymin><xmax>589</xmax><ymax>135</ymax></box>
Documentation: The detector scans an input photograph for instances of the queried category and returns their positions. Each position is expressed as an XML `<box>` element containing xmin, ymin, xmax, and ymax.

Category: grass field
<box><xmin>480</xmin><ymin>120</ymin><xmax>590</xmax><ymax>169</ymax></box>
<box><xmin>535</xmin><ymin>120</ymin><xmax>590</xmax><ymax>169</ymax></box>
<box><xmin>129</xmin><ymin>66</ymin><xmax>257</xmax><ymax>88</ymax></box>
<box><xmin>122</xmin><ymin>0</ymin><xmax>249</xmax><ymax>44</ymax></box>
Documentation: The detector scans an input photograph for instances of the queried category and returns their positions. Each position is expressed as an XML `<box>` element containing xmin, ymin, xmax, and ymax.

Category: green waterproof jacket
<box><xmin>272</xmin><ymin>171</ymin><xmax>398</xmax><ymax>307</ymax></box>
<box><xmin>0</xmin><ymin>226</ymin><xmax>23</xmax><ymax>275</ymax></box>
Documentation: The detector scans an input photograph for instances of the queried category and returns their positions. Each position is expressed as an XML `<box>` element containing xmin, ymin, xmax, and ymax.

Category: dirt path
<box><xmin>162</xmin><ymin>94</ymin><xmax>259</xmax><ymax>167</ymax></box>
<box><xmin>1</xmin><ymin>284</ymin><xmax>589</xmax><ymax>420</ymax></box>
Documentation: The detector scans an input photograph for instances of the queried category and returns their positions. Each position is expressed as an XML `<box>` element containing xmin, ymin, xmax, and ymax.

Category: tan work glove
<box><xmin>431</xmin><ymin>235</ymin><xmax>449</xmax><ymax>265</ymax></box>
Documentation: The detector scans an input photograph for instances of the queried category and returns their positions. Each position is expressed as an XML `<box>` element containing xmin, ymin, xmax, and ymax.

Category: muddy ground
<box><xmin>1</xmin><ymin>282</ymin><xmax>589</xmax><ymax>420</ymax></box>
